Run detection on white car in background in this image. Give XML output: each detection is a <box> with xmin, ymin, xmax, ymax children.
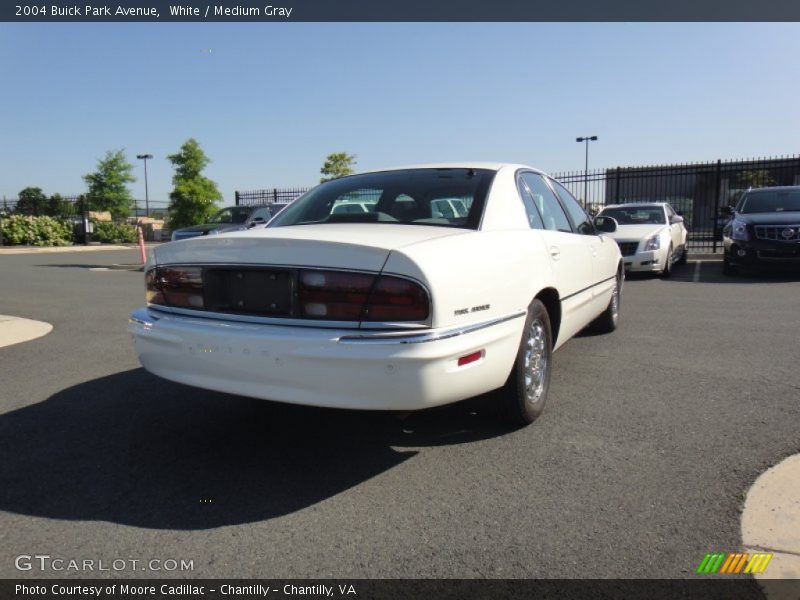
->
<box><xmin>129</xmin><ymin>164</ymin><xmax>623</xmax><ymax>427</ymax></box>
<box><xmin>596</xmin><ymin>203</ymin><xmax>688</xmax><ymax>276</ymax></box>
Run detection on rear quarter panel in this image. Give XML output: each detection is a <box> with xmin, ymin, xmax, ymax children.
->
<box><xmin>383</xmin><ymin>229</ymin><xmax>554</xmax><ymax>330</ymax></box>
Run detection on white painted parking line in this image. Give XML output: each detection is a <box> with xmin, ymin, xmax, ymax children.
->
<box><xmin>693</xmin><ymin>260</ymin><xmax>703</xmax><ymax>282</ymax></box>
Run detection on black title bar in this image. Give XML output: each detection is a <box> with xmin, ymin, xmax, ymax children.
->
<box><xmin>4</xmin><ymin>0</ymin><xmax>800</xmax><ymax>22</ymax></box>
<box><xmin>6</xmin><ymin>579</ymin><xmax>800</xmax><ymax>600</ymax></box>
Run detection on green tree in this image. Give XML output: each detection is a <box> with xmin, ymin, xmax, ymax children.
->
<box><xmin>83</xmin><ymin>150</ymin><xmax>137</xmax><ymax>217</ymax></box>
<box><xmin>320</xmin><ymin>152</ymin><xmax>357</xmax><ymax>183</ymax></box>
<box><xmin>46</xmin><ymin>193</ymin><xmax>66</xmax><ymax>217</ymax></box>
<box><xmin>729</xmin><ymin>169</ymin><xmax>776</xmax><ymax>206</ymax></box>
<box><xmin>167</xmin><ymin>138</ymin><xmax>222</xmax><ymax>229</ymax></box>
<box><xmin>15</xmin><ymin>187</ymin><xmax>47</xmax><ymax>215</ymax></box>
<box><xmin>737</xmin><ymin>169</ymin><xmax>775</xmax><ymax>189</ymax></box>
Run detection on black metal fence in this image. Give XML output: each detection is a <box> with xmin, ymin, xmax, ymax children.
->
<box><xmin>1</xmin><ymin>196</ymin><xmax>170</xmax><ymax>219</ymax></box>
<box><xmin>235</xmin><ymin>155</ymin><xmax>800</xmax><ymax>253</ymax></box>
<box><xmin>554</xmin><ymin>155</ymin><xmax>800</xmax><ymax>252</ymax></box>
<box><xmin>235</xmin><ymin>188</ymin><xmax>309</xmax><ymax>207</ymax></box>
<box><xmin>10</xmin><ymin>155</ymin><xmax>795</xmax><ymax>251</ymax></box>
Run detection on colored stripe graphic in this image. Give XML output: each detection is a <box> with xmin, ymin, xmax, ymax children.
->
<box><xmin>696</xmin><ymin>554</ymin><xmax>712</xmax><ymax>573</ymax></box>
<box><xmin>745</xmin><ymin>553</ymin><xmax>774</xmax><ymax>574</ymax></box>
<box><xmin>719</xmin><ymin>553</ymin><xmax>736</xmax><ymax>573</ymax></box>
<box><xmin>696</xmin><ymin>554</ymin><xmax>711</xmax><ymax>573</ymax></box>
<box><xmin>710</xmin><ymin>553</ymin><xmax>726</xmax><ymax>573</ymax></box>
<box><xmin>723</xmin><ymin>553</ymin><xmax>743</xmax><ymax>574</ymax></box>
<box><xmin>699</xmin><ymin>552</ymin><xmax>773</xmax><ymax>575</ymax></box>
<box><xmin>733</xmin><ymin>553</ymin><xmax>749</xmax><ymax>573</ymax></box>
<box><xmin>696</xmin><ymin>553</ymin><xmax>726</xmax><ymax>574</ymax></box>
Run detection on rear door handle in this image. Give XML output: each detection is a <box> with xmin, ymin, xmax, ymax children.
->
<box><xmin>549</xmin><ymin>246</ymin><xmax>561</xmax><ymax>260</ymax></box>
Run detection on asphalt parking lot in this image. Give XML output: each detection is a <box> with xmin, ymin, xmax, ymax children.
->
<box><xmin>1</xmin><ymin>249</ymin><xmax>799</xmax><ymax>581</ymax></box>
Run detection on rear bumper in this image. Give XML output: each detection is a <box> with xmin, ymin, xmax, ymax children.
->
<box><xmin>128</xmin><ymin>307</ymin><xmax>524</xmax><ymax>410</ymax></box>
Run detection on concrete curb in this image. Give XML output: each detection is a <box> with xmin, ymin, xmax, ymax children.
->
<box><xmin>742</xmin><ymin>454</ymin><xmax>800</xmax><ymax>595</ymax></box>
<box><xmin>0</xmin><ymin>243</ymin><xmax>160</xmax><ymax>255</ymax></box>
<box><xmin>0</xmin><ymin>315</ymin><xmax>53</xmax><ymax>349</ymax></box>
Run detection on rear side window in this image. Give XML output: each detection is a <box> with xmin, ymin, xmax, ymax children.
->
<box><xmin>550</xmin><ymin>179</ymin><xmax>595</xmax><ymax>235</ymax></box>
<box><xmin>520</xmin><ymin>172</ymin><xmax>572</xmax><ymax>233</ymax></box>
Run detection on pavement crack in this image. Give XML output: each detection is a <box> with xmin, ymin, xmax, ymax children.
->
<box><xmin>744</xmin><ymin>544</ymin><xmax>800</xmax><ymax>558</ymax></box>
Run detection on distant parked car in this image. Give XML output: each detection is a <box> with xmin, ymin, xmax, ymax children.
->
<box><xmin>596</xmin><ymin>202</ymin><xmax>688</xmax><ymax>276</ymax></box>
<box><xmin>170</xmin><ymin>204</ymin><xmax>289</xmax><ymax>242</ymax></box>
<box><xmin>331</xmin><ymin>201</ymin><xmax>377</xmax><ymax>214</ymax></box>
<box><xmin>722</xmin><ymin>186</ymin><xmax>800</xmax><ymax>275</ymax></box>
<box><xmin>130</xmin><ymin>163</ymin><xmax>623</xmax><ymax>427</ymax></box>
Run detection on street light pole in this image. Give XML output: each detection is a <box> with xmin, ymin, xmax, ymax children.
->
<box><xmin>575</xmin><ymin>136</ymin><xmax>598</xmax><ymax>209</ymax></box>
<box><xmin>136</xmin><ymin>154</ymin><xmax>153</xmax><ymax>217</ymax></box>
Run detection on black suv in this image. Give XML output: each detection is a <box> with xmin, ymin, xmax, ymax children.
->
<box><xmin>721</xmin><ymin>186</ymin><xmax>800</xmax><ymax>275</ymax></box>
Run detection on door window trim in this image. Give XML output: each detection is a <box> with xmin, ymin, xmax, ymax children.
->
<box><xmin>515</xmin><ymin>169</ymin><xmax>576</xmax><ymax>234</ymax></box>
<box><xmin>545</xmin><ymin>176</ymin><xmax>597</xmax><ymax>236</ymax></box>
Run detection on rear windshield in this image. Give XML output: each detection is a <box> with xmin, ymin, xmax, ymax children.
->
<box><xmin>739</xmin><ymin>189</ymin><xmax>800</xmax><ymax>214</ymax></box>
<box><xmin>268</xmin><ymin>168</ymin><xmax>495</xmax><ymax>229</ymax></box>
<box><xmin>600</xmin><ymin>205</ymin><xmax>666</xmax><ymax>225</ymax></box>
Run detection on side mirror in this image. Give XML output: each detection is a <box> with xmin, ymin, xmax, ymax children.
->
<box><xmin>594</xmin><ymin>216</ymin><xmax>618</xmax><ymax>233</ymax></box>
<box><xmin>676</xmin><ymin>211</ymin><xmax>684</xmax><ymax>217</ymax></box>
<box><xmin>670</xmin><ymin>215</ymin><xmax>684</xmax><ymax>224</ymax></box>
<box><xmin>248</xmin><ymin>217</ymin><xmax>267</xmax><ymax>228</ymax></box>
<box><xmin>719</xmin><ymin>206</ymin><xmax>733</xmax><ymax>217</ymax></box>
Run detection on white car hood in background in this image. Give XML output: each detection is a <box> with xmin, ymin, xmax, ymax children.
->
<box><xmin>605</xmin><ymin>224</ymin><xmax>668</xmax><ymax>241</ymax></box>
<box><xmin>153</xmin><ymin>224</ymin><xmax>470</xmax><ymax>272</ymax></box>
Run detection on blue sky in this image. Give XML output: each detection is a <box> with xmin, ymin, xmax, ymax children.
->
<box><xmin>1</xmin><ymin>23</ymin><xmax>798</xmax><ymax>203</ymax></box>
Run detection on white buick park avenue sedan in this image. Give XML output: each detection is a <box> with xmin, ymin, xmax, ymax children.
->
<box><xmin>129</xmin><ymin>164</ymin><xmax>623</xmax><ymax>427</ymax></box>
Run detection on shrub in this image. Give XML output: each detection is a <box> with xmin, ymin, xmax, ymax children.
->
<box><xmin>91</xmin><ymin>220</ymin><xmax>137</xmax><ymax>244</ymax></box>
<box><xmin>0</xmin><ymin>215</ymin><xmax>73</xmax><ymax>246</ymax></box>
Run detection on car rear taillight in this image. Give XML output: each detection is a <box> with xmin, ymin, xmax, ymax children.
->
<box><xmin>146</xmin><ymin>266</ymin><xmax>204</xmax><ymax>309</ymax></box>
<box><xmin>363</xmin><ymin>275</ymin><xmax>429</xmax><ymax>322</ymax></box>
<box><xmin>298</xmin><ymin>271</ymin><xmax>374</xmax><ymax>320</ymax></box>
<box><xmin>297</xmin><ymin>269</ymin><xmax>429</xmax><ymax>322</ymax></box>
<box><xmin>146</xmin><ymin>266</ymin><xmax>429</xmax><ymax>323</ymax></box>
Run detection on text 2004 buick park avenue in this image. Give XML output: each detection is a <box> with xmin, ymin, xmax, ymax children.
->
<box><xmin>129</xmin><ymin>164</ymin><xmax>623</xmax><ymax>426</ymax></box>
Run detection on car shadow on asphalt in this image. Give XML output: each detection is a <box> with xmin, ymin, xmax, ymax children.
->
<box><xmin>0</xmin><ymin>369</ymin><xmax>507</xmax><ymax>530</ymax></box>
<box><xmin>35</xmin><ymin>263</ymin><xmax>142</xmax><ymax>271</ymax></box>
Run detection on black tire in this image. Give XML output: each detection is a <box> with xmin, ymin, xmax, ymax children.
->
<box><xmin>495</xmin><ymin>299</ymin><xmax>552</xmax><ymax>427</ymax></box>
<box><xmin>589</xmin><ymin>272</ymin><xmax>621</xmax><ymax>334</ymax></box>
<box><xmin>660</xmin><ymin>245</ymin><xmax>673</xmax><ymax>278</ymax></box>
<box><xmin>722</xmin><ymin>254</ymin><xmax>738</xmax><ymax>276</ymax></box>
<box><xmin>677</xmin><ymin>246</ymin><xmax>688</xmax><ymax>265</ymax></box>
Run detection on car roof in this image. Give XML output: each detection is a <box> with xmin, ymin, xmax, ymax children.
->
<box><xmin>358</xmin><ymin>162</ymin><xmax>548</xmax><ymax>176</ymax></box>
<box><xmin>745</xmin><ymin>185</ymin><xmax>800</xmax><ymax>194</ymax></box>
<box><xmin>601</xmin><ymin>202</ymin><xmax>670</xmax><ymax>210</ymax></box>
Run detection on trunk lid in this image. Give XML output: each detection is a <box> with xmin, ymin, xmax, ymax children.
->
<box><xmin>154</xmin><ymin>223</ymin><xmax>468</xmax><ymax>272</ymax></box>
